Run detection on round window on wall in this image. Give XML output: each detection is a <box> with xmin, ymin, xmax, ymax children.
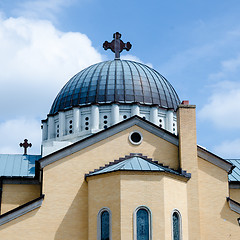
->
<box><xmin>129</xmin><ymin>131</ymin><xmax>143</xmax><ymax>145</ymax></box>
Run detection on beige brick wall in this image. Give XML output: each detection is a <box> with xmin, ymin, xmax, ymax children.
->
<box><xmin>88</xmin><ymin>173</ymin><xmax>121</xmax><ymax>240</ymax></box>
<box><xmin>0</xmin><ymin>126</ymin><xmax>178</xmax><ymax>239</ymax></box>
<box><xmin>198</xmin><ymin>157</ymin><xmax>240</xmax><ymax>240</ymax></box>
<box><xmin>1</xmin><ymin>184</ymin><xmax>40</xmax><ymax>214</ymax></box>
<box><xmin>88</xmin><ymin>171</ymin><xmax>189</xmax><ymax>240</ymax></box>
<box><xmin>230</xmin><ymin>188</ymin><xmax>240</xmax><ymax>203</ymax></box>
<box><xmin>177</xmin><ymin>104</ymin><xmax>201</xmax><ymax>239</ymax></box>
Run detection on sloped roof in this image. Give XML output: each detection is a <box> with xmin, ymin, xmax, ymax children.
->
<box><xmin>39</xmin><ymin>116</ymin><xmax>234</xmax><ymax>175</ymax></box>
<box><xmin>197</xmin><ymin>146</ymin><xmax>233</xmax><ymax>173</ymax></box>
<box><xmin>227</xmin><ymin>159</ymin><xmax>240</xmax><ymax>181</ymax></box>
<box><xmin>0</xmin><ymin>154</ymin><xmax>41</xmax><ymax>178</ymax></box>
<box><xmin>85</xmin><ymin>154</ymin><xmax>191</xmax><ymax>179</ymax></box>
<box><xmin>39</xmin><ymin>116</ymin><xmax>178</xmax><ymax>169</ymax></box>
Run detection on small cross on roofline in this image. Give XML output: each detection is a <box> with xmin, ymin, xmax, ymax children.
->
<box><xmin>19</xmin><ymin>139</ymin><xmax>32</xmax><ymax>155</ymax></box>
<box><xmin>103</xmin><ymin>32</ymin><xmax>132</xmax><ymax>59</ymax></box>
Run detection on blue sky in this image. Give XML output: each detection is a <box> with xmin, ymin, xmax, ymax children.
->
<box><xmin>0</xmin><ymin>0</ymin><xmax>240</xmax><ymax>158</ymax></box>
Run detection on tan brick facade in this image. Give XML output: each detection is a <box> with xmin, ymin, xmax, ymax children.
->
<box><xmin>0</xmin><ymin>109</ymin><xmax>239</xmax><ymax>239</ymax></box>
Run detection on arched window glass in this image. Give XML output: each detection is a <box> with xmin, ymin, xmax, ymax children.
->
<box><xmin>172</xmin><ymin>211</ymin><xmax>181</xmax><ymax>240</ymax></box>
<box><xmin>98</xmin><ymin>208</ymin><xmax>111</xmax><ymax>240</ymax></box>
<box><xmin>101</xmin><ymin>211</ymin><xmax>110</xmax><ymax>240</ymax></box>
<box><xmin>136</xmin><ymin>208</ymin><xmax>149</xmax><ymax>240</ymax></box>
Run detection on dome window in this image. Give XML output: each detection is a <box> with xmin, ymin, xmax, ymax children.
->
<box><xmin>129</xmin><ymin>131</ymin><xmax>143</xmax><ymax>145</ymax></box>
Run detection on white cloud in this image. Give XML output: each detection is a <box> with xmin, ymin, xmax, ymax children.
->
<box><xmin>198</xmin><ymin>81</ymin><xmax>240</xmax><ymax>128</ymax></box>
<box><xmin>0</xmin><ymin>118</ymin><xmax>41</xmax><ymax>154</ymax></box>
<box><xmin>213</xmin><ymin>138</ymin><xmax>240</xmax><ymax>158</ymax></box>
<box><xmin>13</xmin><ymin>0</ymin><xmax>75</xmax><ymax>21</ymax></box>
<box><xmin>209</xmin><ymin>54</ymin><xmax>240</xmax><ymax>81</ymax></box>
<box><xmin>121</xmin><ymin>54</ymin><xmax>153</xmax><ymax>68</ymax></box>
<box><xmin>0</xmin><ymin>15</ymin><xmax>102</xmax><ymax>153</ymax></box>
<box><xmin>0</xmin><ymin>15</ymin><xmax>102</xmax><ymax>119</ymax></box>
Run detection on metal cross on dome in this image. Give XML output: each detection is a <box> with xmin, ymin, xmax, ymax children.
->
<box><xmin>19</xmin><ymin>139</ymin><xmax>32</xmax><ymax>155</ymax></box>
<box><xmin>103</xmin><ymin>32</ymin><xmax>132</xmax><ymax>59</ymax></box>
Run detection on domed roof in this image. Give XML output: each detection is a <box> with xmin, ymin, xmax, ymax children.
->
<box><xmin>49</xmin><ymin>60</ymin><xmax>180</xmax><ymax>115</ymax></box>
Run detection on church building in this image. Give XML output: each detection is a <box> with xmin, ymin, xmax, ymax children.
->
<box><xmin>0</xmin><ymin>32</ymin><xmax>239</xmax><ymax>239</ymax></box>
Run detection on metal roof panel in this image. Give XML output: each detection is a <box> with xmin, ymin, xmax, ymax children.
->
<box><xmin>87</xmin><ymin>156</ymin><xmax>176</xmax><ymax>177</ymax></box>
<box><xmin>0</xmin><ymin>154</ymin><xmax>41</xmax><ymax>178</ymax></box>
<box><xmin>227</xmin><ymin>159</ymin><xmax>240</xmax><ymax>181</ymax></box>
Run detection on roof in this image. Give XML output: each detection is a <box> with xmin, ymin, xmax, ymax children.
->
<box><xmin>0</xmin><ymin>194</ymin><xmax>44</xmax><ymax>226</ymax></box>
<box><xmin>39</xmin><ymin>116</ymin><xmax>235</xmax><ymax>174</ymax></box>
<box><xmin>227</xmin><ymin>159</ymin><xmax>240</xmax><ymax>181</ymax></box>
<box><xmin>85</xmin><ymin>153</ymin><xmax>191</xmax><ymax>179</ymax></box>
<box><xmin>39</xmin><ymin>116</ymin><xmax>178</xmax><ymax>169</ymax></box>
<box><xmin>197</xmin><ymin>146</ymin><xmax>234</xmax><ymax>173</ymax></box>
<box><xmin>49</xmin><ymin>59</ymin><xmax>180</xmax><ymax>115</ymax></box>
<box><xmin>0</xmin><ymin>154</ymin><xmax>41</xmax><ymax>178</ymax></box>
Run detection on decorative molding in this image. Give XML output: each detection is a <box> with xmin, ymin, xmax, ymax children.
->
<box><xmin>229</xmin><ymin>182</ymin><xmax>240</xmax><ymax>189</ymax></box>
<box><xmin>2</xmin><ymin>178</ymin><xmax>40</xmax><ymax>185</ymax></box>
<box><xmin>227</xmin><ymin>197</ymin><xmax>240</xmax><ymax>214</ymax></box>
<box><xmin>197</xmin><ymin>146</ymin><xmax>234</xmax><ymax>173</ymax></box>
<box><xmin>128</xmin><ymin>131</ymin><xmax>143</xmax><ymax>145</ymax></box>
<box><xmin>0</xmin><ymin>195</ymin><xmax>44</xmax><ymax>226</ymax></box>
<box><xmin>39</xmin><ymin>116</ymin><xmax>179</xmax><ymax>169</ymax></box>
<box><xmin>97</xmin><ymin>207</ymin><xmax>112</xmax><ymax>240</ymax></box>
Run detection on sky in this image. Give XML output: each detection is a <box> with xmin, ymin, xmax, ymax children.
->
<box><xmin>0</xmin><ymin>0</ymin><xmax>240</xmax><ymax>158</ymax></box>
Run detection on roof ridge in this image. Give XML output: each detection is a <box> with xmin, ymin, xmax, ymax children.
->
<box><xmin>85</xmin><ymin>153</ymin><xmax>191</xmax><ymax>179</ymax></box>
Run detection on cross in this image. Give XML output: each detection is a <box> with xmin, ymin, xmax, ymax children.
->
<box><xmin>103</xmin><ymin>32</ymin><xmax>132</xmax><ymax>59</ymax></box>
<box><xmin>19</xmin><ymin>139</ymin><xmax>32</xmax><ymax>155</ymax></box>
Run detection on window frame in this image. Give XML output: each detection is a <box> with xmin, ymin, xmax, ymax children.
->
<box><xmin>171</xmin><ymin>209</ymin><xmax>182</xmax><ymax>240</ymax></box>
<box><xmin>133</xmin><ymin>206</ymin><xmax>152</xmax><ymax>240</ymax></box>
<box><xmin>97</xmin><ymin>207</ymin><xmax>112</xmax><ymax>240</ymax></box>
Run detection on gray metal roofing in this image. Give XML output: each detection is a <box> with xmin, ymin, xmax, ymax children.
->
<box><xmin>227</xmin><ymin>159</ymin><xmax>240</xmax><ymax>181</ymax></box>
<box><xmin>0</xmin><ymin>154</ymin><xmax>41</xmax><ymax>178</ymax></box>
<box><xmin>50</xmin><ymin>60</ymin><xmax>181</xmax><ymax>115</ymax></box>
<box><xmin>86</xmin><ymin>156</ymin><xmax>184</xmax><ymax>177</ymax></box>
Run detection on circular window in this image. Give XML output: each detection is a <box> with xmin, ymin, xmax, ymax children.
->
<box><xmin>129</xmin><ymin>131</ymin><xmax>143</xmax><ymax>145</ymax></box>
<box><xmin>104</xmin><ymin>115</ymin><xmax>108</xmax><ymax>119</ymax></box>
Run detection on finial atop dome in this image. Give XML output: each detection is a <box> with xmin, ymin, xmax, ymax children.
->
<box><xmin>103</xmin><ymin>32</ymin><xmax>132</xmax><ymax>59</ymax></box>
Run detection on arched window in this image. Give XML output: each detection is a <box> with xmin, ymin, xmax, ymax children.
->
<box><xmin>97</xmin><ymin>208</ymin><xmax>112</xmax><ymax>240</ymax></box>
<box><xmin>172</xmin><ymin>210</ymin><xmax>182</xmax><ymax>240</ymax></box>
<box><xmin>134</xmin><ymin>206</ymin><xmax>152</xmax><ymax>240</ymax></box>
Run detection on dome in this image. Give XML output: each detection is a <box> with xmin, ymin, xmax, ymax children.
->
<box><xmin>49</xmin><ymin>59</ymin><xmax>180</xmax><ymax>115</ymax></box>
